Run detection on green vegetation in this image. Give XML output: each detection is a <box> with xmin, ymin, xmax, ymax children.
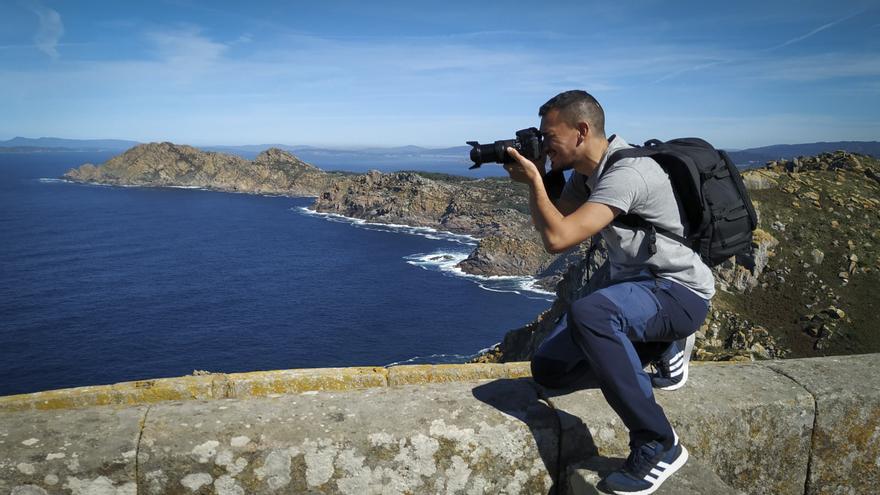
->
<box><xmin>714</xmin><ymin>154</ymin><xmax>880</xmax><ymax>358</ymax></box>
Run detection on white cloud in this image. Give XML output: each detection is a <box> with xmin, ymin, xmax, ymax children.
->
<box><xmin>24</xmin><ymin>0</ymin><xmax>63</xmax><ymax>59</ymax></box>
<box><xmin>144</xmin><ymin>25</ymin><xmax>227</xmax><ymax>75</ymax></box>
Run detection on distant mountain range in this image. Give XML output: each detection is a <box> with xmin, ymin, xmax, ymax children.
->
<box><xmin>0</xmin><ymin>137</ymin><xmax>140</xmax><ymax>152</ymax></box>
<box><xmin>725</xmin><ymin>142</ymin><xmax>880</xmax><ymax>167</ymax></box>
<box><xmin>2</xmin><ymin>136</ymin><xmax>877</xmax><ymax>169</ymax></box>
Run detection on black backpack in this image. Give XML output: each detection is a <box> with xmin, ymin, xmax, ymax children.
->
<box><xmin>605</xmin><ymin>138</ymin><xmax>758</xmax><ymax>267</ymax></box>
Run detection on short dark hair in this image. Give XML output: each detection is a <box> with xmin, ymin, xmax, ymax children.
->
<box><xmin>539</xmin><ymin>90</ymin><xmax>606</xmax><ymax>138</ymax></box>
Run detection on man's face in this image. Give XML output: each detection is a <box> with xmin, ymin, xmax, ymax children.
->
<box><xmin>539</xmin><ymin>109</ymin><xmax>581</xmax><ymax>171</ymax></box>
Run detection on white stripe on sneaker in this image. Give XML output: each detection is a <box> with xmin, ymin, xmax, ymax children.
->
<box><xmin>669</xmin><ymin>359</ymin><xmax>684</xmax><ymax>372</ymax></box>
<box><xmin>613</xmin><ymin>447</ymin><xmax>689</xmax><ymax>495</ymax></box>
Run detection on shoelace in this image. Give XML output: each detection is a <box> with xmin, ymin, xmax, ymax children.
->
<box><xmin>623</xmin><ymin>442</ymin><xmax>661</xmax><ymax>478</ymax></box>
<box><xmin>654</xmin><ymin>359</ymin><xmax>671</xmax><ymax>376</ymax></box>
<box><xmin>652</xmin><ymin>344</ymin><xmax>680</xmax><ymax>377</ymax></box>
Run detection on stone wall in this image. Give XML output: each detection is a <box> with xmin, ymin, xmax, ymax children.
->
<box><xmin>1</xmin><ymin>355</ymin><xmax>877</xmax><ymax>494</ymax></box>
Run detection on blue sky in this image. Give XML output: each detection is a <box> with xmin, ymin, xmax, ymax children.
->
<box><xmin>1</xmin><ymin>0</ymin><xmax>878</xmax><ymax>148</ymax></box>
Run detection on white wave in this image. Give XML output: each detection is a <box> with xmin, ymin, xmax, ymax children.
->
<box><xmin>383</xmin><ymin>352</ymin><xmax>479</xmax><ymax>367</ymax></box>
<box><xmin>404</xmin><ymin>250</ymin><xmax>556</xmax><ymax>301</ymax></box>
<box><xmin>478</xmin><ymin>342</ymin><xmax>501</xmax><ymax>355</ymax></box>
<box><xmin>295</xmin><ymin>207</ymin><xmax>478</xmax><ymax>246</ymax></box>
<box><xmin>384</xmin><ymin>341</ymin><xmax>504</xmax><ymax>366</ymax></box>
<box><xmin>37</xmin><ymin>178</ymin><xmax>69</xmax><ymax>183</ymax></box>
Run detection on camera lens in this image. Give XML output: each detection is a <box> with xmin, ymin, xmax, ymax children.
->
<box><xmin>469</xmin><ymin>143</ymin><xmax>493</xmax><ymax>164</ymax></box>
<box><xmin>467</xmin><ymin>139</ymin><xmax>516</xmax><ymax>167</ymax></box>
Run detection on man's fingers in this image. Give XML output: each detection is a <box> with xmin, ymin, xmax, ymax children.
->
<box><xmin>506</xmin><ymin>147</ymin><xmax>536</xmax><ymax>169</ymax></box>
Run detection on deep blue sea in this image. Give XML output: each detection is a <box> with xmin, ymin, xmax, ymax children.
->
<box><xmin>0</xmin><ymin>152</ymin><xmax>552</xmax><ymax>396</ymax></box>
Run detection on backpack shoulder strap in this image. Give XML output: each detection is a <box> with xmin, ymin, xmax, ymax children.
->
<box><xmin>603</xmin><ymin>145</ymin><xmax>695</xmax><ymax>251</ymax></box>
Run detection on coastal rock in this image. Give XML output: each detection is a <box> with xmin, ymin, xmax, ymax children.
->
<box><xmin>713</xmin><ymin>228</ymin><xmax>778</xmax><ymax>293</ymax></box>
<box><xmin>741</xmin><ymin>169</ymin><xmax>778</xmax><ymax>190</ymax></box>
<box><xmin>313</xmin><ymin>171</ymin><xmax>455</xmax><ymax>228</ymax></box>
<box><xmin>456</xmin><ymin>234</ymin><xmax>553</xmax><ymax>278</ymax></box>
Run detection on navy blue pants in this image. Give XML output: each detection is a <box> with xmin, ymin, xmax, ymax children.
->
<box><xmin>531</xmin><ymin>276</ymin><xmax>710</xmax><ymax>448</ymax></box>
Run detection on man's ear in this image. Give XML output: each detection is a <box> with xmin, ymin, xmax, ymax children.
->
<box><xmin>576</xmin><ymin>121</ymin><xmax>590</xmax><ymax>143</ymax></box>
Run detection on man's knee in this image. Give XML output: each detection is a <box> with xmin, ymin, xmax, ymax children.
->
<box><xmin>530</xmin><ymin>356</ymin><xmax>563</xmax><ymax>388</ymax></box>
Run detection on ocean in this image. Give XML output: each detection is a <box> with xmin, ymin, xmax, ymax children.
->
<box><xmin>0</xmin><ymin>152</ymin><xmax>552</xmax><ymax>396</ymax></box>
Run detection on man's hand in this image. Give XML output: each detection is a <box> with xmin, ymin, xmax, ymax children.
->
<box><xmin>503</xmin><ymin>147</ymin><xmax>544</xmax><ymax>185</ymax></box>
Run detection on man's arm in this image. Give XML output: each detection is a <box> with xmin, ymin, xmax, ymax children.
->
<box><xmin>505</xmin><ymin>148</ymin><xmax>620</xmax><ymax>254</ymax></box>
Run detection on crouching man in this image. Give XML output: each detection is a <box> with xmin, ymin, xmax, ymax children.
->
<box><xmin>503</xmin><ymin>90</ymin><xmax>714</xmax><ymax>494</ymax></box>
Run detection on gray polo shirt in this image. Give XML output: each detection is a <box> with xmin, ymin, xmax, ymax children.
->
<box><xmin>561</xmin><ymin>135</ymin><xmax>715</xmax><ymax>299</ymax></box>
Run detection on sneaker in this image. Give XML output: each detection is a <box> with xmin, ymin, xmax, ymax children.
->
<box><xmin>651</xmin><ymin>334</ymin><xmax>695</xmax><ymax>391</ymax></box>
<box><xmin>601</xmin><ymin>440</ymin><xmax>689</xmax><ymax>495</ymax></box>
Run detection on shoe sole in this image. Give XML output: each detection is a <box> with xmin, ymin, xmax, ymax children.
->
<box><xmin>611</xmin><ymin>445</ymin><xmax>689</xmax><ymax>495</ymax></box>
<box><xmin>658</xmin><ymin>334</ymin><xmax>695</xmax><ymax>391</ymax></box>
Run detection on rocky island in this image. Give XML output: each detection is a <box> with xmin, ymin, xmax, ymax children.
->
<box><xmin>64</xmin><ymin>142</ymin><xmax>338</xmax><ymax>196</ymax></box>
<box><xmin>63</xmin><ymin>144</ymin><xmax>880</xmax><ymax>362</ymax></box>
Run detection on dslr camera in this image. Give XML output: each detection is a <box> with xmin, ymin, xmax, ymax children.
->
<box><xmin>467</xmin><ymin>127</ymin><xmax>542</xmax><ymax>169</ymax></box>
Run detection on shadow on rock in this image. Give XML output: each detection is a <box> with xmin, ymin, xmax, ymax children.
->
<box><xmin>472</xmin><ymin>378</ymin><xmax>604</xmax><ymax>495</ymax></box>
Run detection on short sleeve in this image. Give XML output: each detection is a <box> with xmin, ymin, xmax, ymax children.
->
<box><xmin>587</xmin><ymin>164</ymin><xmax>647</xmax><ymax>214</ymax></box>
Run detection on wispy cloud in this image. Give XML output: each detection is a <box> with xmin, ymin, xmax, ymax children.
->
<box><xmin>652</xmin><ymin>59</ymin><xmax>729</xmax><ymax>84</ymax></box>
<box><xmin>653</xmin><ymin>10</ymin><xmax>863</xmax><ymax>83</ymax></box>
<box><xmin>23</xmin><ymin>0</ymin><xmax>63</xmax><ymax>59</ymax></box>
<box><xmin>145</xmin><ymin>25</ymin><xmax>226</xmax><ymax>68</ymax></box>
<box><xmin>764</xmin><ymin>10</ymin><xmax>863</xmax><ymax>51</ymax></box>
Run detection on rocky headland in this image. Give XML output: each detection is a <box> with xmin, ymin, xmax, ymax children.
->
<box><xmin>64</xmin><ymin>145</ymin><xmax>880</xmax><ymax>361</ymax></box>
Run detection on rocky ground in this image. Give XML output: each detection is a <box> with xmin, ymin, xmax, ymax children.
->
<box><xmin>64</xmin><ymin>145</ymin><xmax>880</xmax><ymax>361</ymax></box>
<box><xmin>710</xmin><ymin>152</ymin><xmax>880</xmax><ymax>359</ymax></box>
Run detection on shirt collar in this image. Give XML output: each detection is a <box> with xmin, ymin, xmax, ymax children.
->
<box><xmin>586</xmin><ymin>134</ymin><xmax>631</xmax><ymax>191</ymax></box>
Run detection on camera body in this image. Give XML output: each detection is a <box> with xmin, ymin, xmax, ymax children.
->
<box><xmin>467</xmin><ymin>127</ymin><xmax>543</xmax><ymax>169</ymax></box>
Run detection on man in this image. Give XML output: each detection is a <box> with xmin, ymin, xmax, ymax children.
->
<box><xmin>503</xmin><ymin>90</ymin><xmax>714</xmax><ymax>494</ymax></box>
